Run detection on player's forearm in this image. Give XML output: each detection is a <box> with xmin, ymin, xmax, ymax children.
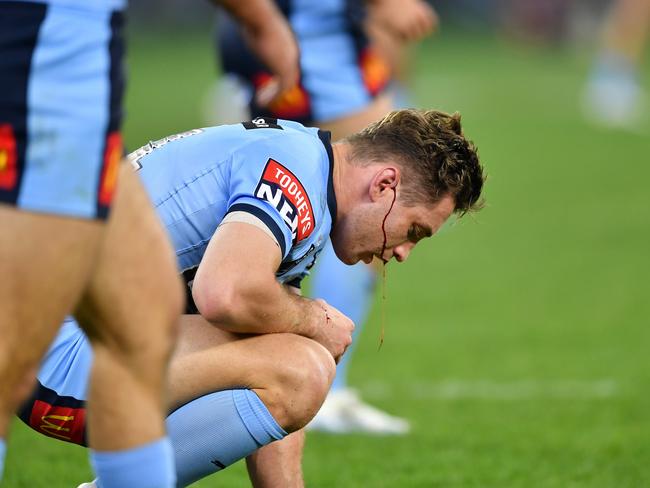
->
<box><xmin>213</xmin><ymin>0</ymin><xmax>283</xmax><ymax>33</ymax></box>
<box><xmin>195</xmin><ymin>277</ymin><xmax>323</xmax><ymax>339</ymax></box>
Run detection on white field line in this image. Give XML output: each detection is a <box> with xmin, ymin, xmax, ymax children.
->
<box><xmin>360</xmin><ymin>379</ymin><xmax>619</xmax><ymax>400</ymax></box>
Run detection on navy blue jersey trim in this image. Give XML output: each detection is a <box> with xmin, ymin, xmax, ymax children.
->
<box><xmin>181</xmin><ymin>265</ymin><xmax>200</xmax><ymax>314</ymax></box>
<box><xmin>227</xmin><ymin>202</ymin><xmax>287</xmax><ymax>258</ymax></box>
<box><xmin>19</xmin><ymin>380</ymin><xmax>86</xmax><ymax>411</ymax></box>
<box><xmin>0</xmin><ymin>1</ymin><xmax>47</xmax><ymax>205</ymax></box>
<box><xmin>95</xmin><ymin>10</ymin><xmax>125</xmax><ymax>220</ymax></box>
<box><xmin>318</xmin><ymin>130</ymin><xmax>337</xmax><ymax>228</ymax></box>
<box><xmin>285</xmin><ymin>277</ymin><xmax>302</xmax><ymax>289</ymax></box>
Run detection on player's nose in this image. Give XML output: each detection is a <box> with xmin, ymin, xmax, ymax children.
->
<box><xmin>393</xmin><ymin>242</ymin><xmax>414</xmax><ymax>263</ymax></box>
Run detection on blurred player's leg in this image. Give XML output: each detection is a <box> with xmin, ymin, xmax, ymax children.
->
<box><xmin>583</xmin><ymin>0</ymin><xmax>650</xmax><ymax>128</ymax></box>
<box><xmin>75</xmin><ymin>164</ymin><xmax>183</xmax><ymax>488</ymax></box>
<box><xmin>0</xmin><ymin>208</ymin><xmax>104</xmax><ymax>476</ymax></box>
<box><xmin>1</xmin><ymin>3</ymin><xmax>183</xmax><ymax>484</ymax></box>
<box><xmin>0</xmin><ymin>1</ymin><xmax>115</xmax><ymax>479</ymax></box>
<box><xmin>308</xmin><ymin>241</ymin><xmax>410</xmax><ymax>435</ymax></box>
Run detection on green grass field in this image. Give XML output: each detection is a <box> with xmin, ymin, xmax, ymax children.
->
<box><xmin>4</xmin><ymin>28</ymin><xmax>650</xmax><ymax>487</ymax></box>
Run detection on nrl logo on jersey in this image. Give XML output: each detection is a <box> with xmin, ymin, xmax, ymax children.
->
<box><xmin>255</xmin><ymin>158</ymin><xmax>314</xmax><ymax>243</ymax></box>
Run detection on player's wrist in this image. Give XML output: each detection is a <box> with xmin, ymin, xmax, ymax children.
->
<box><xmin>293</xmin><ymin>298</ymin><xmax>326</xmax><ymax>340</ymax></box>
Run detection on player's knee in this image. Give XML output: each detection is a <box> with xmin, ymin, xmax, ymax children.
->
<box><xmin>270</xmin><ymin>336</ymin><xmax>335</xmax><ymax>432</ymax></box>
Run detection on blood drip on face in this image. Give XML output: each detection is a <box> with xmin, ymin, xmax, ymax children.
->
<box><xmin>378</xmin><ymin>187</ymin><xmax>397</xmax><ymax>350</ymax></box>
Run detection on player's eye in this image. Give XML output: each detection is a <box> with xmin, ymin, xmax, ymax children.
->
<box><xmin>408</xmin><ymin>225</ymin><xmax>418</xmax><ymax>242</ymax></box>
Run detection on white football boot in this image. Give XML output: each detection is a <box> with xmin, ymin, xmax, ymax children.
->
<box><xmin>307</xmin><ymin>388</ymin><xmax>410</xmax><ymax>435</ymax></box>
<box><xmin>76</xmin><ymin>482</ymin><xmax>97</xmax><ymax>488</ymax></box>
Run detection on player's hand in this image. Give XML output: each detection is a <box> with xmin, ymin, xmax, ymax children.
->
<box><xmin>368</xmin><ymin>0</ymin><xmax>438</xmax><ymax>42</ymax></box>
<box><xmin>312</xmin><ymin>299</ymin><xmax>355</xmax><ymax>363</ymax></box>
<box><xmin>241</xmin><ymin>12</ymin><xmax>300</xmax><ymax>107</ymax></box>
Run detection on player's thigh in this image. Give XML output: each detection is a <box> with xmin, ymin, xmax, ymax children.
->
<box><xmin>0</xmin><ymin>206</ymin><xmax>102</xmax><ymax>386</ymax></box>
<box><xmin>168</xmin><ymin>315</ymin><xmax>334</xmax><ymax>413</ymax></box>
<box><xmin>75</xmin><ymin>163</ymin><xmax>183</xmax><ymax>356</ymax></box>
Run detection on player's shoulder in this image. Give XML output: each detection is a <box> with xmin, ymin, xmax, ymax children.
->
<box><xmin>238</xmin><ymin>117</ymin><xmax>323</xmax><ymax>147</ymax></box>
<box><xmin>230</xmin><ymin>117</ymin><xmax>329</xmax><ymax>176</ymax></box>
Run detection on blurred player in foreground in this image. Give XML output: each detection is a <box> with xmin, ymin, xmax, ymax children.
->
<box><xmin>583</xmin><ymin>0</ymin><xmax>650</xmax><ymax>128</ymax></box>
<box><xmin>0</xmin><ymin>0</ymin><xmax>299</xmax><ymax>485</ymax></box>
<box><xmin>211</xmin><ymin>0</ymin><xmax>438</xmax><ymax>435</ymax></box>
<box><xmin>20</xmin><ymin>109</ymin><xmax>485</xmax><ymax>487</ymax></box>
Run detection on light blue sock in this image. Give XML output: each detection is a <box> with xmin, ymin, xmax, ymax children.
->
<box><xmin>167</xmin><ymin>389</ymin><xmax>287</xmax><ymax>487</ymax></box>
<box><xmin>91</xmin><ymin>437</ymin><xmax>175</xmax><ymax>488</ymax></box>
<box><xmin>310</xmin><ymin>240</ymin><xmax>376</xmax><ymax>392</ymax></box>
<box><xmin>0</xmin><ymin>437</ymin><xmax>6</xmax><ymax>480</ymax></box>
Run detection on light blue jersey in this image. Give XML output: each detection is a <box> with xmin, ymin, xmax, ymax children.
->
<box><xmin>0</xmin><ymin>0</ymin><xmax>126</xmax><ymax>12</ymax></box>
<box><xmin>131</xmin><ymin>117</ymin><xmax>337</xmax><ymax>292</ymax></box>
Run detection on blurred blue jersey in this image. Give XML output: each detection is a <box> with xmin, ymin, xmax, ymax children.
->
<box><xmin>217</xmin><ymin>0</ymin><xmax>389</xmax><ymax>124</ymax></box>
<box><xmin>130</xmin><ymin>117</ymin><xmax>337</xmax><ymax>292</ymax></box>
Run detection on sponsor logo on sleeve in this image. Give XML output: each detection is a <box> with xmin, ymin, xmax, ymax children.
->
<box><xmin>255</xmin><ymin>158</ymin><xmax>315</xmax><ymax>243</ymax></box>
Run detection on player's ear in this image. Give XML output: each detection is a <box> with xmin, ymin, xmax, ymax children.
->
<box><xmin>369</xmin><ymin>167</ymin><xmax>399</xmax><ymax>202</ymax></box>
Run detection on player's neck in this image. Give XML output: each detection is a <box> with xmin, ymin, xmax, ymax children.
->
<box><xmin>331</xmin><ymin>142</ymin><xmax>367</xmax><ymax>224</ymax></box>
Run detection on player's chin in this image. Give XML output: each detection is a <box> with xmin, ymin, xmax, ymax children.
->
<box><xmin>360</xmin><ymin>253</ymin><xmax>374</xmax><ymax>265</ymax></box>
<box><xmin>339</xmin><ymin>252</ymin><xmax>364</xmax><ymax>265</ymax></box>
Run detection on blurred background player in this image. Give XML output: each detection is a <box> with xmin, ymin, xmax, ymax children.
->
<box><xmin>0</xmin><ymin>1</ymin><xmax>183</xmax><ymax>486</ymax></box>
<box><xmin>0</xmin><ymin>0</ymin><xmax>299</xmax><ymax>485</ymax></box>
<box><xmin>208</xmin><ymin>0</ymin><xmax>437</xmax><ymax>435</ymax></box>
<box><xmin>582</xmin><ymin>0</ymin><xmax>650</xmax><ymax>128</ymax></box>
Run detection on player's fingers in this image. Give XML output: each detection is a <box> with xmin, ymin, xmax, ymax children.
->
<box><xmin>422</xmin><ymin>7</ymin><xmax>438</xmax><ymax>35</ymax></box>
<box><xmin>411</xmin><ymin>9</ymin><xmax>434</xmax><ymax>40</ymax></box>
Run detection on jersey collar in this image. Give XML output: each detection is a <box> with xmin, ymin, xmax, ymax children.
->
<box><xmin>317</xmin><ymin>129</ymin><xmax>337</xmax><ymax>228</ymax></box>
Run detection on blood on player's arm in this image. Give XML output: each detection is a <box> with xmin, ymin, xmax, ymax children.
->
<box><xmin>191</xmin><ymin>221</ymin><xmax>354</xmax><ymax>362</ymax></box>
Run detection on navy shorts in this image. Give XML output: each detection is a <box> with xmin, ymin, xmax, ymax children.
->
<box><xmin>0</xmin><ymin>1</ymin><xmax>125</xmax><ymax>220</ymax></box>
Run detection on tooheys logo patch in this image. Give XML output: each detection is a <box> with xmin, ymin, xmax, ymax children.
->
<box><xmin>255</xmin><ymin>158</ymin><xmax>314</xmax><ymax>242</ymax></box>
